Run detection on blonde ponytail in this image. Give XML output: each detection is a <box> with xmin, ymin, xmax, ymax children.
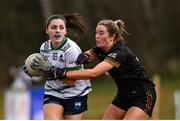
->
<box><xmin>114</xmin><ymin>20</ymin><xmax>129</xmax><ymax>43</ymax></box>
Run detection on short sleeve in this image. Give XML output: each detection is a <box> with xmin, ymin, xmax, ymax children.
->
<box><xmin>104</xmin><ymin>50</ymin><xmax>127</xmax><ymax>68</ymax></box>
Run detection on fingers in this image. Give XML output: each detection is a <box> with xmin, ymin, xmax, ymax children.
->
<box><xmin>56</xmin><ymin>68</ymin><xmax>66</xmax><ymax>80</ymax></box>
<box><xmin>23</xmin><ymin>66</ymin><xmax>28</xmax><ymax>73</ymax></box>
<box><xmin>76</xmin><ymin>54</ymin><xmax>84</xmax><ymax>64</ymax></box>
<box><xmin>31</xmin><ymin>58</ymin><xmax>39</xmax><ymax>70</ymax></box>
<box><xmin>31</xmin><ymin>64</ymin><xmax>39</xmax><ymax>70</ymax></box>
<box><xmin>22</xmin><ymin>65</ymin><xmax>32</xmax><ymax>77</ymax></box>
<box><xmin>31</xmin><ymin>56</ymin><xmax>42</xmax><ymax>70</ymax></box>
<box><xmin>42</xmin><ymin>70</ymin><xmax>56</xmax><ymax>80</ymax></box>
<box><xmin>22</xmin><ymin>65</ymin><xmax>26</xmax><ymax>71</ymax></box>
<box><xmin>22</xmin><ymin>65</ymin><xmax>28</xmax><ymax>74</ymax></box>
<box><xmin>26</xmin><ymin>71</ymin><xmax>32</xmax><ymax>77</ymax></box>
<box><xmin>35</xmin><ymin>55</ymin><xmax>42</xmax><ymax>62</ymax></box>
<box><xmin>42</xmin><ymin>54</ymin><xmax>48</xmax><ymax>61</ymax></box>
<box><xmin>32</xmin><ymin>58</ymin><xmax>39</xmax><ymax>65</ymax></box>
<box><xmin>76</xmin><ymin>53</ymin><xmax>89</xmax><ymax>65</ymax></box>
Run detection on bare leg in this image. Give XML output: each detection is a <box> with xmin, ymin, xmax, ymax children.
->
<box><xmin>43</xmin><ymin>103</ymin><xmax>64</xmax><ymax>120</ymax></box>
<box><xmin>64</xmin><ymin>113</ymin><xmax>84</xmax><ymax>120</ymax></box>
<box><xmin>103</xmin><ymin>104</ymin><xmax>126</xmax><ymax>119</ymax></box>
<box><xmin>123</xmin><ymin>106</ymin><xmax>149</xmax><ymax>120</ymax></box>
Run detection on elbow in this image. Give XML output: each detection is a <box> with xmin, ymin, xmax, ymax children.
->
<box><xmin>90</xmin><ymin>70</ymin><xmax>99</xmax><ymax>78</ymax></box>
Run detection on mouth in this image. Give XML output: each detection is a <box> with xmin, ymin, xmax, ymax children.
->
<box><xmin>54</xmin><ymin>33</ymin><xmax>61</xmax><ymax>40</ymax></box>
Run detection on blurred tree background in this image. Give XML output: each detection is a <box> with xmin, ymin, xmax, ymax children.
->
<box><xmin>0</xmin><ymin>0</ymin><xmax>180</xmax><ymax>119</ymax></box>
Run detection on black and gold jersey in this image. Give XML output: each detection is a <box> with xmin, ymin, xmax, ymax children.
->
<box><xmin>92</xmin><ymin>41</ymin><xmax>155</xmax><ymax>92</ymax></box>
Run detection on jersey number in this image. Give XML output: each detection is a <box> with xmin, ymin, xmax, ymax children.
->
<box><xmin>53</xmin><ymin>53</ymin><xmax>58</xmax><ymax>60</ymax></box>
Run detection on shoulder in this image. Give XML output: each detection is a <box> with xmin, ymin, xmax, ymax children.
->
<box><xmin>106</xmin><ymin>43</ymin><xmax>129</xmax><ymax>64</ymax></box>
<box><xmin>62</xmin><ymin>37</ymin><xmax>82</xmax><ymax>53</ymax></box>
<box><xmin>111</xmin><ymin>42</ymin><xmax>133</xmax><ymax>57</ymax></box>
<box><xmin>40</xmin><ymin>40</ymin><xmax>51</xmax><ymax>52</ymax></box>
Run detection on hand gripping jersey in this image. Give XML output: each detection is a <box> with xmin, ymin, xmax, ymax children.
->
<box><xmin>40</xmin><ymin>37</ymin><xmax>92</xmax><ymax>99</ymax></box>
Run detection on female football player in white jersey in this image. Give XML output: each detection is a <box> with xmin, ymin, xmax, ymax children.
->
<box><xmin>28</xmin><ymin>13</ymin><xmax>92</xmax><ymax>120</ymax></box>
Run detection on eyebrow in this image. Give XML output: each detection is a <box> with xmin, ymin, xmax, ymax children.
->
<box><xmin>50</xmin><ymin>24</ymin><xmax>65</xmax><ymax>26</ymax></box>
<box><xmin>99</xmin><ymin>30</ymin><xmax>105</xmax><ymax>32</ymax></box>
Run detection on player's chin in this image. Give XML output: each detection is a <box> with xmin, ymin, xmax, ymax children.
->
<box><xmin>52</xmin><ymin>38</ymin><xmax>63</xmax><ymax>43</ymax></box>
<box><xmin>96</xmin><ymin>43</ymin><xmax>104</xmax><ymax>48</ymax></box>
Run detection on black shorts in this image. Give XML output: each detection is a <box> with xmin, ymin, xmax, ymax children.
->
<box><xmin>112</xmin><ymin>87</ymin><xmax>156</xmax><ymax>117</ymax></box>
<box><xmin>43</xmin><ymin>94</ymin><xmax>88</xmax><ymax>115</ymax></box>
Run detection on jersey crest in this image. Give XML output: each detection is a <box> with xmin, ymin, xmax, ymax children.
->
<box><xmin>59</xmin><ymin>54</ymin><xmax>65</xmax><ymax>63</ymax></box>
<box><xmin>74</xmin><ymin>101</ymin><xmax>82</xmax><ymax>110</ymax></box>
<box><xmin>108</xmin><ymin>53</ymin><xmax>117</xmax><ymax>59</ymax></box>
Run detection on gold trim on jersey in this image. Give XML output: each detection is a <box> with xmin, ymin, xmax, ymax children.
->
<box><xmin>104</xmin><ymin>57</ymin><xmax>121</xmax><ymax>67</ymax></box>
<box><xmin>144</xmin><ymin>89</ymin><xmax>153</xmax><ymax>114</ymax></box>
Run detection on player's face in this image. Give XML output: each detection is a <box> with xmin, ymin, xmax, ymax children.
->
<box><xmin>46</xmin><ymin>19</ymin><xmax>67</xmax><ymax>44</ymax></box>
<box><xmin>95</xmin><ymin>25</ymin><xmax>114</xmax><ymax>52</ymax></box>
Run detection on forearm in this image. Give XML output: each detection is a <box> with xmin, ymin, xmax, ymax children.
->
<box><xmin>66</xmin><ymin>69</ymin><xmax>97</xmax><ymax>80</ymax></box>
<box><xmin>66</xmin><ymin>61</ymin><xmax>114</xmax><ymax>80</ymax></box>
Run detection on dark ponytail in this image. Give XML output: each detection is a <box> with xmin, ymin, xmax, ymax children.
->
<box><xmin>62</xmin><ymin>12</ymin><xmax>87</xmax><ymax>37</ymax></box>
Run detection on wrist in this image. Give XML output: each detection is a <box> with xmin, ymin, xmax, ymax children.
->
<box><xmin>55</xmin><ymin>68</ymin><xmax>66</xmax><ymax>80</ymax></box>
<box><xmin>59</xmin><ymin>72</ymin><xmax>66</xmax><ymax>79</ymax></box>
<box><xmin>84</xmin><ymin>53</ymin><xmax>89</xmax><ymax>59</ymax></box>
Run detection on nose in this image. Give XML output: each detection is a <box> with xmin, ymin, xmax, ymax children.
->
<box><xmin>95</xmin><ymin>34</ymin><xmax>100</xmax><ymax>40</ymax></box>
<box><xmin>56</xmin><ymin>27</ymin><xmax>61</xmax><ymax>32</ymax></box>
<box><xmin>95</xmin><ymin>33</ymin><xmax>99</xmax><ymax>38</ymax></box>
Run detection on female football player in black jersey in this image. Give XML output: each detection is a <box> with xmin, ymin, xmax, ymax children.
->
<box><xmin>45</xmin><ymin>19</ymin><xmax>157</xmax><ymax>119</ymax></box>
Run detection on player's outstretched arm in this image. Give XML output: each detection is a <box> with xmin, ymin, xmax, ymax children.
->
<box><xmin>57</xmin><ymin>61</ymin><xmax>114</xmax><ymax>80</ymax></box>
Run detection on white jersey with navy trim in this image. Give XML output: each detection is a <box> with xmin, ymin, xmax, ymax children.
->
<box><xmin>40</xmin><ymin>37</ymin><xmax>92</xmax><ymax>99</ymax></box>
